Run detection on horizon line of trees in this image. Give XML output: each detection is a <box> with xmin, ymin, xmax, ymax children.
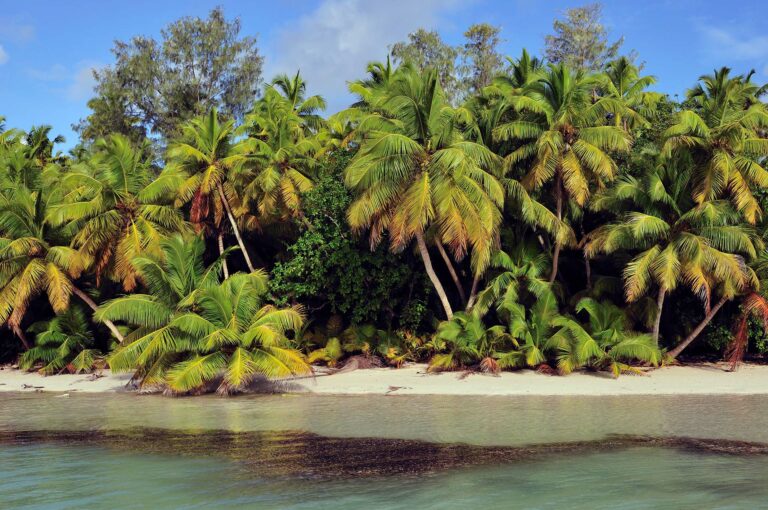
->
<box><xmin>1</xmin><ymin>4</ymin><xmax>768</xmax><ymax>394</ymax></box>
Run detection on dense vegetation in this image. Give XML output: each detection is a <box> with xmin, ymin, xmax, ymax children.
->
<box><xmin>2</xmin><ymin>5</ymin><xmax>767</xmax><ymax>394</ymax></box>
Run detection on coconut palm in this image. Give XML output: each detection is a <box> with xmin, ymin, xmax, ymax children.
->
<box><xmin>429</xmin><ymin>310</ymin><xmax>511</xmax><ymax>373</ymax></box>
<box><xmin>495</xmin><ymin>63</ymin><xmax>636</xmax><ymax>282</ymax></box>
<box><xmin>586</xmin><ymin>164</ymin><xmax>760</xmax><ymax>355</ymax></box>
<box><xmin>20</xmin><ymin>305</ymin><xmax>99</xmax><ymax>374</ymax></box>
<box><xmin>564</xmin><ymin>297</ymin><xmax>662</xmax><ymax>376</ymax></box>
<box><xmin>101</xmin><ymin>235</ymin><xmax>309</xmax><ymax>394</ymax></box>
<box><xmin>345</xmin><ymin>65</ymin><xmax>504</xmax><ymax>319</ymax></box>
<box><xmin>0</xmin><ymin>186</ymin><xmax>124</xmax><ymax>345</ymax></box>
<box><xmin>235</xmin><ymin>87</ymin><xmax>319</xmax><ymax>222</ymax></box>
<box><xmin>494</xmin><ymin>289</ymin><xmax>574</xmax><ymax>370</ymax></box>
<box><xmin>473</xmin><ymin>243</ymin><xmax>551</xmax><ymax>316</ymax></box>
<box><xmin>169</xmin><ymin>109</ymin><xmax>256</xmax><ymax>272</ymax></box>
<box><xmin>271</xmin><ymin>71</ymin><xmax>327</xmax><ymax>131</ymax></box>
<box><xmin>48</xmin><ymin>134</ymin><xmax>186</xmax><ymax>291</ymax></box>
<box><xmin>662</xmin><ymin>67</ymin><xmax>768</xmax><ymax>224</ymax></box>
<box><xmin>602</xmin><ymin>57</ymin><xmax>662</xmax><ymax>129</ymax></box>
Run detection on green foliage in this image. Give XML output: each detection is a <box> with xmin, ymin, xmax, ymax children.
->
<box><xmin>271</xmin><ymin>154</ymin><xmax>432</xmax><ymax>328</ymax></box>
<box><xmin>75</xmin><ymin>7</ymin><xmax>263</xmax><ymax>143</ymax></box>
<box><xmin>2</xmin><ymin>13</ymin><xmax>768</xmax><ymax>379</ymax></box>
<box><xmin>103</xmin><ymin>234</ymin><xmax>310</xmax><ymax>394</ymax></box>
<box><xmin>20</xmin><ymin>306</ymin><xmax>100</xmax><ymax>374</ymax></box>
<box><xmin>544</xmin><ymin>3</ymin><xmax>630</xmax><ymax>71</ymax></box>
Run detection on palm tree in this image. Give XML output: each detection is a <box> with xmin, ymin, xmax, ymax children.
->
<box><xmin>662</xmin><ymin>67</ymin><xmax>768</xmax><ymax>224</ymax></box>
<box><xmin>495</xmin><ymin>290</ymin><xmax>573</xmax><ymax>370</ymax></box>
<box><xmin>270</xmin><ymin>71</ymin><xmax>327</xmax><ymax>131</ymax></box>
<box><xmin>473</xmin><ymin>244</ymin><xmax>551</xmax><ymax>316</ymax></box>
<box><xmin>169</xmin><ymin>109</ymin><xmax>256</xmax><ymax>272</ymax></box>
<box><xmin>602</xmin><ymin>57</ymin><xmax>662</xmax><ymax>130</ymax></box>
<box><xmin>235</xmin><ymin>87</ymin><xmax>319</xmax><ymax>222</ymax></box>
<box><xmin>345</xmin><ymin>65</ymin><xmax>504</xmax><ymax>319</ymax></box>
<box><xmin>48</xmin><ymin>134</ymin><xmax>186</xmax><ymax>291</ymax></box>
<box><xmin>25</xmin><ymin>125</ymin><xmax>66</xmax><ymax>167</ymax></box>
<box><xmin>429</xmin><ymin>310</ymin><xmax>511</xmax><ymax>373</ymax></box>
<box><xmin>0</xmin><ymin>186</ymin><xmax>124</xmax><ymax>345</ymax></box>
<box><xmin>495</xmin><ymin>64</ymin><xmax>636</xmax><ymax>283</ymax></box>
<box><xmin>566</xmin><ymin>297</ymin><xmax>662</xmax><ymax>376</ymax></box>
<box><xmin>20</xmin><ymin>305</ymin><xmax>99</xmax><ymax>374</ymax></box>
<box><xmin>586</xmin><ymin>164</ymin><xmax>760</xmax><ymax>354</ymax></box>
<box><xmin>101</xmin><ymin>235</ymin><xmax>309</xmax><ymax>394</ymax></box>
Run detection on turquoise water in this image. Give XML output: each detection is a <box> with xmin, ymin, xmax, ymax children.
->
<box><xmin>2</xmin><ymin>392</ymin><xmax>768</xmax><ymax>508</ymax></box>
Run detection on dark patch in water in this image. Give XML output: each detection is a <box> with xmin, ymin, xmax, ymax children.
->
<box><xmin>1</xmin><ymin>428</ymin><xmax>766</xmax><ymax>479</ymax></box>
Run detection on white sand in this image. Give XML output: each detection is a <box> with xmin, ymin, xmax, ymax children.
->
<box><xmin>0</xmin><ymin>367</ymin><xmax>134</xmax><ymax>393</ymax></box>
<box><xmin>1</xmin><ymin>363</ymin><xmax>767</xmax><ymax>396</ymax></box>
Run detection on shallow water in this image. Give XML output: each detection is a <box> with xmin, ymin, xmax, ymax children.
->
<box><xmin>2</xmin><ymin>392</ymin><xmax>768</xmax><ymax>508</ymax></box>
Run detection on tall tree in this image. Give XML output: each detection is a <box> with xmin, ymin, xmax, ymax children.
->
<box><xmin>169</xmin><ymin>109</ymin><xmax>255</xmax><ymax>272</ymax></box>
<box><xmin>460</xmin><ymin>23</ymin><xmax>504</xmax><ymax>96</ymax></box>
<box><xmin>75</xmin><ymin>7</ymin><xmax>263</xmax><ymax>143</ymax></box>
<box><xmin>586</xmin><ymin>165</ymin><xmax>760</xmax><ymax>351</ymax></box>
<box><xmin>662</xmin><ymin>67</ymin><xmax>768</xmax><ymax>224</ymax></box>
<box><xmin>495</xmin><ymin>64</ymin><xmax>635</xmax><ymax>283</ymax></box>
<box><xmin>544</xmin><ymin>3</ymin><xmax>627</xmax><ymax>72</ymax></box>
<box><xmin>48</xmin><ymin>135</ymin><xmax>186</xmax><ymax>291</ymax></box>
<box><xmin>345</xmin><ymin>66</ymin><xmax>504</xmax><ymax>319</ymax></box>
<box><xmin>390</xmin><ymin>29</ymin><xmax>460</xmax><ymax>101</ymax></box>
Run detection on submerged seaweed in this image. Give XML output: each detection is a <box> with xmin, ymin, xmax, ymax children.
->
<box><xmin>1</xmin><ymin>428</ymin><xmax>767</xmax><ymax>480</ymax></box>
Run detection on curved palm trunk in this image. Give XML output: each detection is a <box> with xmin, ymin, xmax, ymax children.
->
<box><xmin>652</xmin><ymin>287</ymin><xmax>666</xmax><ymax>346</ymax></box>
<box><xmin>415</xmin><ymin>231</ymin><xmax>453</xmax><ymax>320</ymax></box>
<box><xmin>436</xmin><ymin>243</ymin><xmax>467</xmax><ymax>305</ymax></box>
<box><xmin>216</xmin><ymin>185</ymin><xmax>255</xmax><ymax>273</ymax></box>
<box><xmin>668</xmin><ymin>296</ymin><xmax>727</xmax><ymax>359</ymax></box>
<box><xmin>549</xmin><ymin>177</ymin><xmax>564</xmax><ymax>284</ymax></box>
<box><xmin>217</xmin><ymin>232</ymin><xmax>230</xmax><ymax>280</ymax></box>
<box><xmin>71</xmin><ymin>286</ymin><xmax>124</xmax><ymax>343</ymax></box>
<box><xmin>466</xmin><ymin>273</ymin><xmax>482</xmax><ymax>310</ymax></box>
<box><xmin>11</xmin><ymin>324</ymin><xmax>30</xmax><ymax>350</ymax></box>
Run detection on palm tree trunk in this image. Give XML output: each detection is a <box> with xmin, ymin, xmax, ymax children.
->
<box><xmin>466</xmin><ymin>273</ymin><xmax>482</xmax><ymax>310</ymax></box>
<box><xmin>549</xmin><ymin>177</ymin><xmax>563</xmax><ymax>284</ymax></box>
<box><xmin>216</xmin><ymin>185</ymin><xmax>255</xmax><ymax>273</ymax></box>
<box><xmin>217</xmin><ymin>232</ymin><xmax>230</xmax><ymax>280</ymax></box>
<box><xmin>668</xmin><ymin>296</ymin><xmax>727</xmax><ymax>359</ymax></box>
<box><xmin>652</xmin><ymin>287</ymin><xmax>666</xmax><ymax>346</ymax></box>
<box><xmin>436</xmin><ymin>243</ymin><xmax>467</xmax><ymax>305</ymax></box>
<box><xmin>11</xmin><ymin>324</ymin><xmax>30</xmax><ymax>350</ymax></box>
<box><xmin>71</xmin><ymin>286</ymin><xmax>124</xmax><ymax>343</ymax></box>
<box><xmin>415</xmin><ymin>231</ymin><xmax>453</xmax><ymax>320</ymax></box>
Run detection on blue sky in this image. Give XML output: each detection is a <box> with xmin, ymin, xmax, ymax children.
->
<box><xmin>1</xmin><ymin>0</ymin><xmax>767</xmax><ymax>149</ymax></box>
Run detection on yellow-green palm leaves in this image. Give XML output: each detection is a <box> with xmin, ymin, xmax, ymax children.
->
<box><xmin>0</xmin><ymin>185</ymin><xmax>124</xmax><ymax>344</ymax></box>
<box><xmin>0</xmin><ymin>188</ymin><xmax>82</xmax><ymax>339</ymax></box>
<box><xmin>587</xmin><ymin>165</ymin><xmax>760</xmax><ymax>347</ymax></box>
<box><xmin>663</xmin><ymin>67</ymin><xmax>768</xmax><ymax>223</ymax></box>
<box><xmin>602</xmin><ymin>57</ymin><xmax>661</xmax><ymax>129</ymax></box>
<box><xmin>345</xmin><ymin>66</ymin><xmax>504</xmax><ymax>318</ymax></box>
<box><xmin>236</xmin><ymin>86</ymin><xmax>319</xmax><ymax>222</ymax></box>
<box><xmin>49</xmin><ymin>134</ymin><xmax>185</xmax><ymax>291</ymax></box>
<box><xmin>102</xmin><ymin>235</ymin><xmax>308</xmax><ymax>394</ymax></box>
<box><xmin>496</xmin><ymin>64</ymin><xmax>635</xmax><ymax>281</ymax></box>
<box><xmin>168</xmin><ymin>108</ymin><xmax>256</xmax><ymax>271</ymax></box>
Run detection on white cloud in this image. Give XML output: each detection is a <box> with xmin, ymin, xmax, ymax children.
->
<box><xmin>0</xmin><ymin>18</ymin><xmax>35</xmax><ymax>43</ymax></box>
<box><xmin>264</xmin><ymin>0</ymin><xmax>464</xmax><ymax>111</ymax></box>
<box><xmin>698</xmin><ymin>25</ymin><xmax>768</xmax><ymax>64</ymax></box>
<box><xmin>0</xmin><ymin>45</ymin><xmax>7</xmax><ymax>65</ymax></box>
<box><xmin>26</xmin><ymin>64</ymin><xmax>69</xmax><ymax>81</ymax></box>
<box><xmin>66</xmin><ymin>64</ymin><xmax>101</xmax><ymax>101</ymax></box>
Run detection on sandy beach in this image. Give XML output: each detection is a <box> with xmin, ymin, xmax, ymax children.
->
<box><xmin>1</xmin><ymin>363</ymin><xmax>767</xmax><ymax>396</ymax></box>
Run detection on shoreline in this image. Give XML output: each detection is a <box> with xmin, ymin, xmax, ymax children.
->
<box><xmin>1</xmin><ymin>362</ymin><xmax>767</xmax><ymax>397</ymax></box>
